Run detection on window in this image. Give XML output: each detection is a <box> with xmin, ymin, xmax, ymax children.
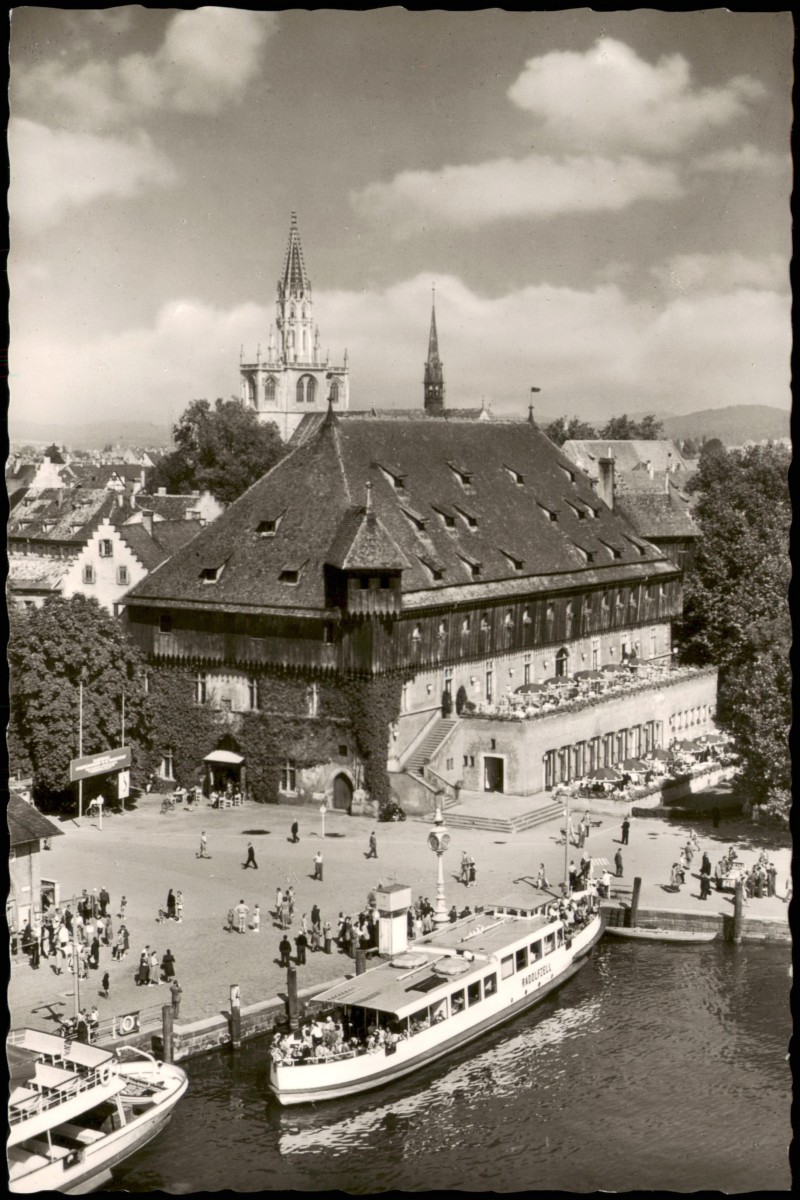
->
<box><xmin>446</xmin><ymin>757</ymin><xmax>454</xmax><ymax>771</ymax></box>
<box><xmin>504</xmin><ymin>465</ymin><xmax>525</xmax><ymax>485</ymax></box>
<box><xmin>438</xmin><ymin>620</ymin><xmax>447</xmax><ymax>638</ymax></box>
<box><xmin>455</xmin><ymin>506</ymin><xmax>478</xmax><ymax>529</ymax></box>
<box><xmin>544</xmin><ymin>932</ymin><xmax>556</xmax><ymax>955</ymax></box>
<box><xmin>195</xmin><ymin>672</ymin><xmax>207</xmax><ymax>705</ymax></box>
<box><xmin>515</xmin><ymin>946</ymin><xmax>528</xmax><ymax>972</ymax></box>
<box><xmin>444</xmin><ymin>669</ymin><xmax>453</xmax><ymax>694</ymax></box>
<box><xmin>257</xmin><ymin>514</ymin><xmax>283</xmax><ymax>536</ymax></box>
<box><xmin>249</xmin><ymin>677</ymin><xmax>259</xmax><ymax>711</ymax></box>
<box><xmin>463</xmin><ymin>755</ymin><xmax>470</xmax><ymax>767</ymax></box>
<box><xmin>480</xmin><ymin>613</ymin><xmax>490</xmax><ymax>631</ymax></box>
<box><xmin>200</xmin><ymin>565</ymin><xmax>223</xmax><ymax>583</ymax></box>
<box><xmin>466</xmin><ymin>980</ymin><xmax>481</xmax><ymax>1006</ymax></box>
<box><xmin>279</xmin><ymin>569</ymin><xmax>300</xmax><ymax>584</ymax></box>
<box><xmin>500</xmin><ymin>954</ymin><xmax>514</xmax><ymax>979</ymax></box>
<box><xmin>565</xmin><ymin>602</ymin><xmax>574</xmax><ymax>637</ymax></box>
<box><xmin>462</xmin><ymin>615</ymin><xmax>471</xmax><ymax>634</ymax></box>
<box><xmin>483</xmin><ymin>973</ymin><xmax>497</xmax><ymax>997</ymax></box>
<box><xmin>530</xmin><ymin>940</ymin><xmax>543</xmax><ymax>961</ymax></box>
<box><xmin>98</xmin><ymin>539</ymin><xmax>113</xmax><ymax>558</ymax></box>
<box><xmin>306</xmin><ymin>682</ymin><xmax>319</xmax><ymax>717</ymax></box>
<box><xmin>159</xmin><ymin>613</ymin><xmax>172</xmax><ymax>634</ymax></box>
<box><xmin>329</xmin><ymin>378</ymin><xmax>340</xmax><ymax>404</ymax></box>
<box><xmin>220</xmin><ymin>698</ymin><xmax>232</xmax><ymax>713</ymax></box>
<box><xmin>264</xmin><ymin>376</ymin><xmax>277</xmax><ymax>401</ymax></box>
<box><xmin>523</xmin><ymin>608</ymin><xmax>532</xmax><ymax>625</ymax></box>
<box><xmin>523</xmin><ymin>661</ymin><xmax>531</xmax><ymax>685</ymax></box>
<box><xmin>296</xmin><ymin>375</ymin><xmax>317</xmax><ymax>404</ymax></box>
<box><xmin>555</xmin><ymin>647</ymin><xmax>569</xmax><ymax>677</ymax></box>
<box><xmin>82</xmin><ymin>564</ymin><xmax>95</xmax><ymax>584</ymax></box>
<box><xmin>486</xmin><ymin>670</ymin><xmax>493</xmax><ymax>701</ymax></box>
<box><xmin>160</xmin><ymin>750</ymin><xmax>175</xmax><ymax>781</ymax></box>
<box><xmin>412</xmin><ymin>624</ymin><xmax>422</xmax><ymax>643</ymax></box>
<box><xmin>280</xmin><ymin>760</ymin><xmax>297</xmax><ymax>793</ymax></box>
<box><xmin>323</xmin><ymin>622</ymin><xmax>334</xmax><ymax>644</ymax></box>
<box><xmin>451</xmin><ymin>989</ymin><xmax>465</xmax><ymax>1014</ymax></box>
<box><xmin>117</xmin><ymin>566</ymin><xmax>129</xmax><ymax>586</ymax></box>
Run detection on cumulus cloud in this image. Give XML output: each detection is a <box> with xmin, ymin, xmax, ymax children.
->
<box><xmin>351</xmin><ymin>153</ymin><xmax>682</xmax><ymax>232</ymax></box>
<box><xmin>10</xmin><ymin>272</ymin><xmax>790</xmax><ymax>428</ymax></box>
<box><xmin>650</xmin><ymin>252</ymin><xmax>789</xmax><ymax>296</ymax></box>
<box><xmin>693</xmin><ymin>143</ymin><xmax>791</xmax><ymax>175</ymax></box>
<box><xmin>8</xmin><ymin>118</ymin><xmax>177</xmax><ymax>234</ymax></box>
<box><xmin>507</xmin><ymin>37</ymin><xmax>764</xmax><ymax>155</ymax></box>
<box><xmin>14</xmin><ymin>9</ymin><xmax>278</xmax><ymax>127</ymax></box>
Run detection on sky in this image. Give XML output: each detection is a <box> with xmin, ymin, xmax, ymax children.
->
<box><xmin>8</xmin><ymin>8</ymin><xmax>794</xmax><ymax>431</ymax></box>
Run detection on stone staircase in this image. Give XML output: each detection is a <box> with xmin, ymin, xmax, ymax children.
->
<box><xmin>402</xmin><ymin>717</ymin><xmax>460</xmax><ymax>775</ymax></box>
<box><xmin>444</xmin><ymin>799</ymin><xmax>563</xmax><ymax>835</ymax></box>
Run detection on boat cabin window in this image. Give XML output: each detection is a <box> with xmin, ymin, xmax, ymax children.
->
<box><xmin>467</xmin><ymin>981</ymin><xmax>482</xmax><ymax>1007</ymax></box>
<box><xmin>451</xmin><ymin>989</ymin><xmax>465</xmax><ymax>1014</ymax></box>
<box><xmin>500</xmin><ymin>954</ymin><xmax>514</xmax><ymax>980</ymax></box>
<box><xmin>544</xmin><ymin>932</ymin><xmax>556</xmax><ymax>955</ymax></box>
<box><xmin>557</xmin><ymin>928</ymin><xmax>565</xmax><ymax>946</ymax></box>
<box><xmin>431</xmin><ymin>999</ymin><xmax>447</xmax><ymax>1024</ymax></box>
<box><xmin>530</xmin><ymin>940</ymin><xmax>543</xmax><ymax>961</ymax></box>
<box><xmin>483</xmin><ymin>973</ymin><xmax>497</xmax><ymax>997</ymax></box>
<box><xmin>409</xmin><ymin>1007</ymin><xmax>432</xmax><ymax>1034</ymax></box>
<box><xmin>515</xmin><ymin>946</ymin><xmax>528</xmax><ymax>971</ymax></box>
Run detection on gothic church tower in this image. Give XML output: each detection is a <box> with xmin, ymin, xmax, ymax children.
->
<box><xmin>423</xmin><ymin>289</ymin><xmax>445</xmax><ymax>414</ymax></box>
<box><xmin>240</xmin><ymin>213</ymin><xmax>349</xmax><ymax>440</ymax></box>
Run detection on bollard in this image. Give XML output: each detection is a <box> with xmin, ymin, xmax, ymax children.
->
<box><xmin>230</xmin><ymin>984</ymin><xmax>242</xmax><ymax>1050</ymax></box>
<box><xmin>287</xmin><ymin>965</ymin><xmax>299</xmax><ymax>1030</ymax></box>
<box><xmin>355</xmin><ymin>948</ymin><xmax>367</xmax><ymax>976</ymax></box>
<box><xmin>628</xmin><ymin>877</ymin><xmax>642</xmax><ymax>929</ymax></box>
<box><xmin>161</xmin><ymin>1005</ymin><xmax>174</xmax><ymax>1064</ymax></box>
<box><xmin>733</xmin><ymin>880</ymin><xmax>744</xmax><ymax>945</ymax></box>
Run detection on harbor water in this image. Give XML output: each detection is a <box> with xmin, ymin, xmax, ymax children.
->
<box><xmin>107</xmin><ymin>940</ymin><xmax>791</xmax><ymax>1193</ymax></box>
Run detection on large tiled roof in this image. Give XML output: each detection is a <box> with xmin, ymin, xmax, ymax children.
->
<box><xmin>7</xmin><ymin>554</ymin><xmax>70</xmax><ymax>593</ymax></box>
<box><xmin>561</xmin><ymin>439</ymin><xmax>689</xmax><ymax>477</ymax></box>
<box><xmin>614</xmin><ymin>486</ymin><xmax>700</xmax><ymax>540</ymax></box>
<box><xmin>117</xmin><ymin>520</ymin><xmax>201</xmax><ymax>573</ymax></box>
<box><xmin>7</xmin><ymin>489</ymin><xmax>126</xmax><ymax>542</ymax></box>
<box><xmin>8</xmin><ymin>794</ymin><xmax>64</xmax><ymax>846</ymax></box>
<box><xmin>125</xmin><ymin>413</ymin><xmax>674</xmax><ymax>614</ymax></box>
<box><xmin>131</xmin><ymin>493</ymin><xmax>203</xmax><ymax>522</ymax></box>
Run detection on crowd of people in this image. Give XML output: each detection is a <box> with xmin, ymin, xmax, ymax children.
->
<box><xmin>270</xmin><ymin>1012</ymin><xmax>411</xmax><ymax>1066</ymax></box>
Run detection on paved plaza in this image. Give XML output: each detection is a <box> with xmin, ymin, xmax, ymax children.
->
<box><xmin>9</xmin><ymin>792</ymin><xmax>790</xmax><ymax>1035</ymax></box>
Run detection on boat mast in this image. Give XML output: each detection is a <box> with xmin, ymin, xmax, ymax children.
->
<box><xmin>563</xmin><ymin>789</ymin><xmax>570</xmax><ymax>896</ymax></box>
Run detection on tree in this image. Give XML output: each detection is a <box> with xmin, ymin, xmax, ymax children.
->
<box><xmin>681</xmin><ymin>437</ymin><xmax>700</xmax><ymax>458</ymax></box>
<box><xmin>544</xmin><ymin>416</ymin><xmax>598</xmax><ymax>447</ymax></box>
<box><xmin>598</xmin><ymin>413</ymin><xmax>664</xmax><ymax>440</ymax></box>
<box><xmin>151</xmin><ymin>398</ymin><xmax>285</xmax><ymax>504</ymax></box>
<box><xmin>675</xmin><ymin>444</ymin><xmax>790</xmax><ymax>812</ymax></box>
<box><xmin>8</xmin><ymin>596</ymin><xmax>151</xmax><ymax>803</ymax></box>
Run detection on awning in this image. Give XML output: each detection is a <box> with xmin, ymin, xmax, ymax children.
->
<box><xmin>204</xmin><ymin>750</ymin><xmax>245</xmax><ymax>765</ymax></box>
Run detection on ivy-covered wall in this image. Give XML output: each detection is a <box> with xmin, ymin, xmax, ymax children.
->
<box><xmin>146</xmin><ymin>665</ymin><xmax>407</xmax><ymax>808</ymax></box>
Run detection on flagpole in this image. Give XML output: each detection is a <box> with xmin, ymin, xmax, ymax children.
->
<box><xmin>121</xmin><ymin>689</ymin><xmax>126</xmax><ymax>813</ymax></box>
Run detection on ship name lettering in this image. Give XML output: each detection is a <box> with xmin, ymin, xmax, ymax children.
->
<box><xmin>521</xmin><ymin>964</ymin><xmax>553</xmax><ymax>987</ymax></box>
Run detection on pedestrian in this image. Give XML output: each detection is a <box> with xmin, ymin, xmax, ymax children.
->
<box><xmin>290</xmin><ymin>820</ymin><xmax>300</xmax><ymax>844</ymax></box>
<box><xmin>684</xmin><ymin>840</ymin><xmax>694</xmax><ymax>866</ymax></box>
<box><xmin>252</xmin><ymin>905</ymin><xmax>261</xmax><ymax>933</ymax></box>
<box><xmin>314</xmin><ymin>851</ymin><xmax>323</xmax><ymax>881</ymax></box>
<box><xmin>577</xmin><ymin>819</ymin><xmax>586</xmax><ymax>849</ymax></box>
<box><xmin>161</xmin><ymin>948</ymin><xmax>176</xmax><ymax>981</ymax></box>
<box><xmin>621</xmin><ymin>816</ymin><xmax>630</xmax><ymax>845</ymax></box>
<box><xmin>279</xmin><ymin>934</ymin><xmax>292</xmax><ymax>968</ymax></box>
<box><xmin>275</xmin><ymin>887</ymin><xmax>284</xmax><ymax>918</ymax></box>
<box><xmin>323</xmin><ymin>920</ymin><xmax>332</xmax><ymax>954</ymax></box>
<box><xmin>244</xmin><ymin>842</ymin><xmax>258</xmax><ymax>870</ymax></box>
<box><xmin>536</xmin><ymin>863</ymin><xmax>549</xmax><ymax>889</ymax></box>
<box><xmin>227</xmin><ymin>907</ymin><xmax>236</xmax><ymax>932</ymax></box>
<box><xmin>280</xmin><ymin>899</ymin><xmax>291</xmax><ymax>929</ymax></box>
<box><xmin>311</xmin><ymin>903</ymin><xmax>321</xmax><ymax>928</ymax></box>
<box><xmin>468</xmin><ymin>857</ymin><xmax>477</xmax><ymax>888</ymax></box>
<box><xmin>89</xmin><ymin>935</ymin><xmax>100</xmax><ymax>970</ymax></box>
<box><xmin>166</xmin><ymin>889</ymin><xmax>176</xmax><ymax>920</ymax></box>
<box><xmin>701</xmin><ymin>852</ymin><xmax>712</xmax><ymax>877</ymax></box>
<box><xmin>699</xmin><ymin>874</ymin><xmax>712</xmax><ymax>901</ymax></box>
<box><xmin>149</xmin><ymin>947</ymin><xmax>160</xmax><ymax>984</ymax></box>
<box><xmin>198</xmin><ymin>830</ymin><xmax>210</xmax><ymax>859</ymax></box>
<box><xmin>614</xmin><ymin>848</ymin><xmax>624</xmax><ymax>878</ymax></box>
<box><xmin>567</xmin><ymin>815</ymin><xmax>575</xmax><ymax>846</ymax></box>
<box><xmin>99</xmin><ymin>886</ymin><xmax>110</xmax><ymax>918</ymax></box>
<box><xmin>175</xmin><ymin>891</ymin><xmax>183</xmax><ymax>923</ymax></box>
<box><xmin>449</xmin><ymin>905</ymin><xmax>458</xmax><ymax>923</ymax></box>
<box><xmin>104</xmin><ymin>914</ymin><xmax>113</xmax><ymax>946</ymax></box>
<box><xmin>170</xmin><ymin>979</ymin><xmax>183</xmax><ymax>1019</ymax></box>
<box><xmin>101</xmin><ymin>970</ymin><xmax>110</xmax><ymax>998</ymax></box>
<box><xmin>366</xmin><ymin>831</ymin><xmax>378</xmax><ymax>859</ymax></box>
<box><xmin>767</xmin><ymin>862</ymin><xmax>777</xmax><ymax>898</ymax></box>
<box><xmin>236</xmin><ymin>900</ymin><xmax>250</xmax><ymax>934</ymax></box>
<box><xmin>119</xmin><ymin>895</ymin><xmax>128</xmax><ymax>921</ymax></box>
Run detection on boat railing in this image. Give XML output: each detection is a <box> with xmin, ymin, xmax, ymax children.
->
<box><xmin>9</xmin><ymin>1065</ymin><xmax>113</xmax><ymax>1127</ymax></box>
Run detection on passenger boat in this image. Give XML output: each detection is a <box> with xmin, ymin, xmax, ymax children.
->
<box><xmin>269</xmin><ymin>888</ymin><xmax>602</xmax><ymax>1106</ymax></box>
<box><xmin>7</xmin><ymin>1029</ymin><xmax>188</xmax><ymax>1193</ymax></box>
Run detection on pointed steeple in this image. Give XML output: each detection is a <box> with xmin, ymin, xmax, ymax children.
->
<box><xmin>279</xmin><ymin>211</ymin><xmax>311</xmax><ymax>299</ymax></box>
<box><xmin>424</xmin><ymin>285</ymin><xmax>445</xmax><ymax>415</ymax></box>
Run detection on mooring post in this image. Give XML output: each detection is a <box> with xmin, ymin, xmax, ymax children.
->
<box><xmin>230</xmin><ymin>984</ymin><xmax>242</xmax><ymax>1049</ymax></box>
<box><xmin>161</xmin><ymin>1004</ymin><xmax>174</xmax><ymax>1063</ymax></box>
<box><xmin>355</xmin><ymin>948</ymin><xmax>367</xmax><ymax>976</ymax></box>
<box><xmin>287</xmin><ymin>965</ymin><xmax>299</xmax><ymax>1030</ymax></box>
<box><xmin>733</xmin><ymin>880</ymin><xmax>744</xmax><ymax>944</ymax></box>
<box><xmin>628</xmin><ymin>876</ymin><xmax>642</xmax><ymax>928</ymax></box>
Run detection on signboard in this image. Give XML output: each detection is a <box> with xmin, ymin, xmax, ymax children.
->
<box><xmin>69</xmin><ymin>746</ymin><xmax>131</xmax><ymax>783</ymax></box>
<box><xmin>118</xmin><ymin>769</ymin><xmax>130</xmax><ymax>800</ymax></box>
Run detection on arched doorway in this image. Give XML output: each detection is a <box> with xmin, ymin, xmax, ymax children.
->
<box><xmin>555</xmin><ymin>646</ymin><xmax>569</xmax><ymax>677</ymax></box>
<box><xmin>332</xmin><ymin>773</ymin><xmax>353</xmax><ymax>812</ymax></box>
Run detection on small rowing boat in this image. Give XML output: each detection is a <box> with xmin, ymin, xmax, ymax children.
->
<box><xmin>603</xmin><ymin>926</ymin><xmax>717</xmax><ymax>943</ymax></box>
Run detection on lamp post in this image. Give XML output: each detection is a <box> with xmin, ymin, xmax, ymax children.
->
<box><xmin>319</xmin><ymin>798</ymin><xmax>328</xmax><ymax>841</ymax></box>
<box><xmin>428</xmin><ymin>792</ymin><xmax>451</xmax><ymax>927</ymax></box>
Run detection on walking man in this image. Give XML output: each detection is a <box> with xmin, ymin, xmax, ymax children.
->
<box><xmin>621</xmin><ymin>816</ymin><xmax>630</xmax><ymax>846</ymax></box>
<box><xmin>279</xmin><ymin>934</ymin><xmax>292</xmax><ymax>968</ymax></box>
<box><xmin>198</xmin><ymin>830</ymin><xmax>210</xmax><ymax>859</ymax></box>
<box><xmin>170</xmin><ymin>979</ymin><xmax>183</xmax><ymax>1019</ymax></box>
<box><xmin>295</xmin><ymin>930</ymin><xmax>308</xmax><ymax>965</ymax></box>
<box><xmin>614</xmin><ymin>848</ymin><xmax>624</xmax><ymax>878</ymax></box>
<box><xmin>236</xmin><ymin>899</ymin><xmax>250</xmax><ymax>935</ymax></box>
<box><xmin>101</xmin><ymin>970</ymin><xmax>110</xmax><ymax>999</ymax></box>
<box><xmin>366</xmin><ymin>831</ymin><xmax>378</xmax><ymax>859</ymax></box>
<box><xmin>290</xmin><ymin>820</ymin><xmax>300</xmax><ymax>844</ymax></box>
<box><xmin>699</xmin><ymin>874</ymin><xmax>712</xmax><ymax>901</ymax></box>
<box><xmin>536</xmin><ymin>863</ymin><xmax>549</xmax><ymax>889</ymax></box>
<box><xmin>313</xmin><ymin>851</ymin><xmax>323</xmax><ymax>881</ymax></box>
<box><xmin>243</xmin><ymin>842</ymin><xmax>258</xmax><ymax>870</ymax></box>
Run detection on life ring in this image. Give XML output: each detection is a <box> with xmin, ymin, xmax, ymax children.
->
<box><xmin>120</xmin><ymin>1014</ymin><xmax>136</xmax><ymax>1035</ymax></box>
<box><xmin>98</xmin><ymin>1065</ymin><xmax>111</xmax><ymax>1086</ymax></box>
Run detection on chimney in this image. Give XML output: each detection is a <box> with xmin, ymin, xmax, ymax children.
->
<box><xmin>141</xmin><ymin>509</ymin><xmax>154</xmax><ymax>537</ymax></box>
<box><xmin>598</xmin><ymin>457</ymin><xmax>615</xmax><ymax>510</ymax></box>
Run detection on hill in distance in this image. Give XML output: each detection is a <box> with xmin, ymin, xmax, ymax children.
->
<box><xmin>660</xmin><ymin>405</ymin><xmax>790</xmax><ymax>446</ymax></box>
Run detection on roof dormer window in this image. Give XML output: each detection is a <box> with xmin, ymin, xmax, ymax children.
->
<box><xmin>447</xmin><ymin>460</ymin><xmax>473</xmax><ymax>488</ymax></box>
<box><xmin>571</xmin><ymin>543</ymin><xmax>594</xmax><ymax>564</ymax></box>
<box><xmin>536</xmin><ymin>502</ymin><xmax>558</xmax><ymax>523</ymax></box>
<box><xmin>279</xmin><ymin>568</ymin><xmax>300</xmax><ymax>584</ymax></box>
<box><xmin>558</xmin><ymin>463</ymin><xmax>577</xmax><ymax>485</ymax></box>
<box><xmin>458</xmin><ymin>553</ymin><xmax>481</xmax><ymax>578</ymax></box>
<box><xmin>419</xmin><ymin>556</ymin><xmax>444</xmax><ymax>582</ymax></box>
<box><xmin>598</xmin><ymin>539</ymin><xmax>623</xmax><ymax>560</ymax></box>
<box><xmin>503</xmin><ymin>465</ymin><xmax>525</xmax><ymax>486</ymax></box>
<box><xmin>199</xmin><ymin>564</ymin><xmax>225</xmax><ymax>583</ymax></box>
<box><xmin>564</xmin><ymin>501</ymin><xmax>586</xmax><ymax>520</ymax></box>
<box><xmin>500</xmin><ymin>549</ymin><xmax>524</xmax><ymax>572</ymax></box>
<box><xmin>454</xmin><ymin>506</ymin><xmax>478</xmax><ymax>529</ymax></box>
<box><xmin>377</xmin><ymin>463</ymin><xmax>405</xmax><ymax>490</ymax></box>
<box><xmin>433</xmin><ymin>506</ymin><xmax>456</xmax><ymax>529</ymax></box>
<box><xmin>402</xmin><ymin>506</ymin><xmax>428</xmax><ymax>531</ymax></box>
<box><xmin>257</xmin><ymin>511</ymin><xmax>285</xmax><ymax>537</ymax></box>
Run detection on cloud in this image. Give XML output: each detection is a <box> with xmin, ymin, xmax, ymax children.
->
<box><xmin>650</xmin><ymin>252</ymin><xmax>789</xmax><ymax>296</ymax></box>
<box><xmin>10</xmin><ymin>272</ymin><xmax>790</xmax><ymax>429</ymax></box>
<box><xmin>693</xmin><ymin>143</ymin><xmax>791</xmax><ymax>175</ymax></box>
<box><xmin>8</xmin><ymin>118</ymin><xmax>178</xmax><ymax>234</ymax></box>
<box><xmin>351</xmin><ymin>153</ymin><xmax>682</xmax><ymax>232</ymax></box>
<box><xmin>13</xmin><ymin>9</ymin><xmax>278</xmax><ymax>128</ymax></box>
<box><xmin>508</xmin><ymin>37</ymin><xmax>764</xmax><ymax>154</ymax></box>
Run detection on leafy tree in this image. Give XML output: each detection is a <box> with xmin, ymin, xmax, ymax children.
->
<box><xmin>680</xmin><ymin>437</ymin><xmax>700</xmax><ymax>458</ymax></box>
<box><xmin>8</xmin><ymin>596</ymin><xmax>151</xmax><ymax>804</ymax></box>
<box><xmin>676</xmin><ymin>444</ymin><xmax>790</xmax><ymax>812</ymax></box>
<box><xmin>544</xmin><ymin>415</ymin><xmax>598</xmax><ymax>447</ymax></box>
<box><xmin>598</xmin><ymin>413</ymin><xmax>664</xmax><ymax>440</ymax></box>
<box><xmin>151</xmin><ymin>398</ymin><xmax>285</xmax><ymax>504</ymax></box>
<box><xmin>699</xmin><ymin>436</ymin><xmax>725</xmax><ymax>460</ymax></box>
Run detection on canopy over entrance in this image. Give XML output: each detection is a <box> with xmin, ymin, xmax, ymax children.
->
<box><xmin>204</xmin><ymin>750</ymin><xmax>245</xmax><ymax>765</ymax></box>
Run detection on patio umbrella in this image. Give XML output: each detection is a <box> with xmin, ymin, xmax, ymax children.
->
<box><xmin>514</xmin><ymin>682</ymin><xmax>545</xmax><ymax>694</ymax></box>
<box><xmin>601</xmin><ymin>662</ymin><xmax>628</xmax><ymax>673</ymax></box>
<box><xmin>647</xmin><ymin>747</ymin><xmax>674</xmax><ymax>762</ymax></box>
<box><xmin>542</xmin><ymin>676</ymin><xmax>569</xmax><ymax>686</ymax></box>
<box><xmin>587</xmin><ymin>766</ymin><xmax>624</xmax><ymax>781</ymax></box>
<box><xmin>675</xmin><ymin>739</ymin><xmax>703</xmax><ymax>754</ymax></box>
<box><xmin>574</xmin><ymin>669</ymin><xmax>603</xmax><ymax>681</ymax></box>
<box><xmin>696</xmin><ymin>732</ymin><xmax>726</xmax><ymax>746</ymax></box>
<box><xmin>621</xmin><ymin>758</ymin><xmax>648</xmax><ymax>773</ymax></box>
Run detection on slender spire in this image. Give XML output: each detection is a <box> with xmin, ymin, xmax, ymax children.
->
<box><xmin>424</xmin><ymin>284</ymin><xmax>445</xmax><ymax>415</ymax></box>
<box><xmin>279</xmin><ymin>211</ymin><xmax>311</xmax><ymax>298</ymax></box>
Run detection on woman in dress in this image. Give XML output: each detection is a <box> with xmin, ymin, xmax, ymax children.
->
<box><xmin>149</xmin><ymin>947</ymin><xmax>160</xmax><ymax>984</ymax></box>
<box><xmin>161</xmin><ymin>948</ymin><xmax>176</xmax><ymax>982</ymax></box>
<box><xmin>167</xmin><ymin>889</ymin><xmax>177</xmax><ymax>920</ymax></box>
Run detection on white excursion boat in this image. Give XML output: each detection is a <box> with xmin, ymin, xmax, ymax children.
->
<box><xmin>7</xmin><ymin>1029</ymin><xmax>188</xmax><ymax>1194</ymax></box>
<box><xmin>269</xmin><ymin>887</ymin><xmax>602</xmax><ymax>1106</ymax></box>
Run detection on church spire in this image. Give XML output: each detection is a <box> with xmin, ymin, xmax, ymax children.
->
<box><xmin>279</xmin><ymin>211</ymin><xmax>310</xmax><ymax>299</ymax></box>
<box><xmin>424</xmin><ymin>285</ymin><xmax>445</xmax><ymax>415</ymax></box>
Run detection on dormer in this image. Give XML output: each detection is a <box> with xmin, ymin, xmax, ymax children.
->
<box><xmin>324</xmin><ymin>496</ymin><xmax>406</xmax><ymax>615</ymax></box>
<box><xmin>500</xmin><ymin>548</ymin><xmax>525</xmax><ymax>572</ymax></box>
<box><xmin>256</xmin><ymin>509</ymin><xmax>286</xmax><ymax>537</ymax></box>
<box><xmin>447</xmin><ymin>460</ymin><xmax>473</xmax><ymax>489</ymax></box>
<box><xmin>503</xmin><ymin>465</ymin><xmax>525</xmax><ymax>486</ymax></box>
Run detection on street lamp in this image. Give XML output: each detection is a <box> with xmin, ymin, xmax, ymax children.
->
<box><xmin>319</xmin><ymin>798</ymin><xmax>328</xmax><ymax>841</ymax></box>
<box><xmin>428</xmin><ymin>792</ymin><xmax>451</xmax><ymax>927</ymax></box>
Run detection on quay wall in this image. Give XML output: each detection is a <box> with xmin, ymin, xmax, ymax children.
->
<box><xmin>602</xmin><ymin>903</ymin><xmax>789</xmax><ymax>944</ymax></box>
